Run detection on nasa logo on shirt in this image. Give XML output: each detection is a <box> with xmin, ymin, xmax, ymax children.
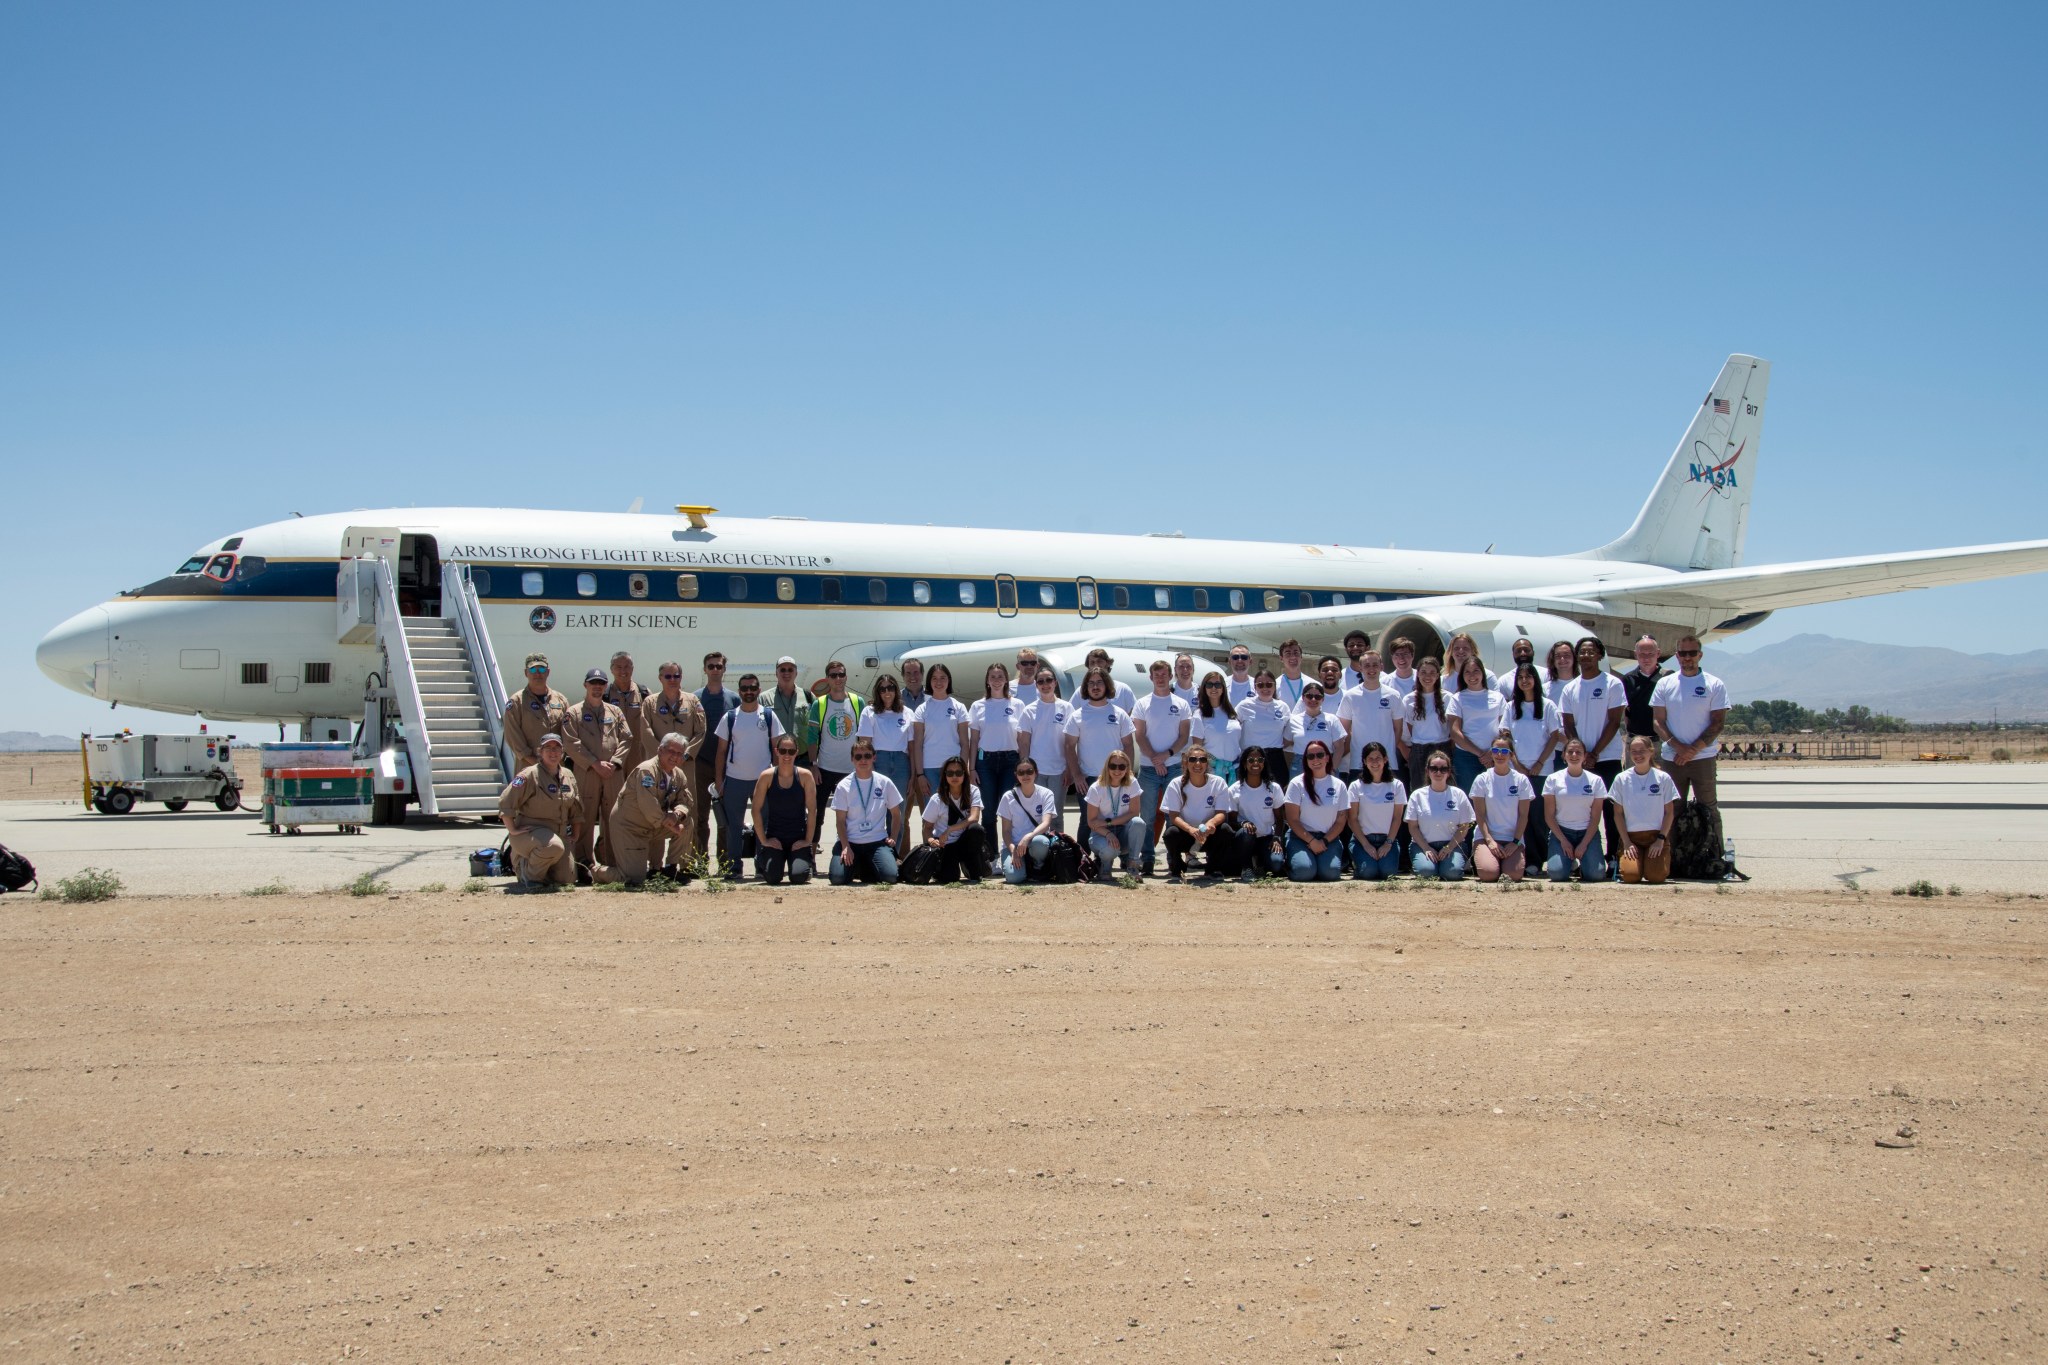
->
<box><xmin>1381</xmin><ymin>789</ymin><xmax>1398</xmax><ymax>802</ymax></box>
<box><xmin>1649</xmin><ymin>780</ymin><xmax>1662</xmax><ymax>794</ymax></box>
<box><xmin>1378</xmin><ymin>697</ymin><xmax>1390</xmax><ymax>709</ymax></box>
<box><xmin>1591</xmin><ymin>685</ymin><xmax>1604</xmax><ymax>699</ymax></box>
<box><xmin>1581</xmin><ymin>781</ymin><xmax>1594</xmax><ymax>793</ymax></box>
<box><xmin>1693</xmin><ymin>684</ymin><xmax>1707</xmax><ymax>697</ymax></box>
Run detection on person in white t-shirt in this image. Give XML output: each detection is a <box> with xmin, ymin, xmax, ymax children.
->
<box><xmin>1083</xmin><ymin>753</ymin><xmax>1146</xmax><ymax>879</ymax></box>
<box><xmin>1346</xmin><ymin>742</ymin><xmax>1406</xmax><ymax>881</ymax></box>
<box><xmin>1405</xmin><ymin>750</ymin><xmax>1474</xmax><ymax>881</ymax></box>
<box><xmin>1609</xmin><ymin>735</ymin><xmax>1677</xmax><ymax>884</ymax></box>
<box><xmin>1172</xmin><ymin>654</ymin><xmax>1200</xmax><ymax>705</ymax></box>
<box><xmin>1236</xmin><ymin>670</ymin><xmax>1294</xmax><ymax>784</ymax></box>
<box><xmin>1273</xmin><ymin>639</ymin><xmax>1312</xmax><ymax>714</ymax></box>
<box><xmin>1083</xmin><ymin>648</ymin><xmax>1138</xmax><ymax>714</ymax></box>
<box><xmin>1399</xmin><ymin>656</ymin><xmax>1453</xmax><ymax>779</ymax></box>
<box><xmin>1542</xmin><ymin>737</ymin><xmax>1609</xmax><ymax>882</ymax></box>
<box><xmin>1340</xmin><ymin>630</ymin><xmax>1372</xmax><ymax>691</ymax></box>
<box><xmin>1188</xmin><ymin>671</ymin><xmax>1243</xmax><ymax>782</ymax></box>
<box><xmin>711</xmin><ymin>674</ymin><xmax>787</xmax><ymax>878</ymax></box>
<box><xmin>1559</xmin><ymin>637</ymin><xmax>1627</xmax><ymax>870</ymax></box>
<box><xmin>1224</xmin><ymin>646</ymin><xmax>1258</xmax><ymax>708</ymax></box>
<box><xmin>1016</xmin><ymin>669</ymin><xmax>1075</xmax><ymax>828</ymax></box>
<box><xmin>1496</xmin><ymin>637</ymin><xmax>1537</xmax><ymax>701</ymax></box>
<box><xmin>1008</xmin><ymin>649</ymin><xmax>1041</xmax><ymax>700</ymax></box>
<box><xmin>1468</xmin><ymin>727</ymin><xmax>1534</xmax><ymax>882</ymax></box>
<box><xmin>1287</xmin><ymin>682</ymin><xmax>1346</xmax><ymax>778</ymax></box>
<box><xmin>1650</xmin><ymin>634</ymin><xmax>1729</xmax><ymax>813</ymax></box>
<box><xmin>918</xmin><ymin>756</ymin><xmax>989</xmax><ymax>884</ymax></box>
<box><xmin>1336</xmin><ymin>648</ymin><xmax>1400</xmax><ymax>782</ymax></box>
<box><xmin>1544</xmin><ymin>641</ymin><xmax>1577</xmax><ymax>712</ymax></box>
<box><xmin>1445</xmin><ymin>631</ymin><xmax>1499</xmax><ymax>693</ymax></box>
<box><xmin>968</xmin><ymin>662</ymin><xmax>1024</xmax><ymax>846</ymax></box>
<box><xmin>1227</xmin><ymin>745</ymin><xmax>1287</xmax><ymax>881</ymax></box>
<box><xmin>828</xmin><ymin>741</ymin><xmax>905</xmax><ymax>885</ymax></box>
<box><xmin>1503</xmin><ymin>662</ymin><xmax>1562</xmax><ymax>868</ymax></box>
<box><xmin>1065</xmin><ymin>668</ymin><xmax>1138</xmax><ymax>797</ymax></box>
<box><xmin>910</xmin><ymin>663</ymin><xmax>971</xmax><ymax>807</ymax></box>
<box><xmin>1130</xmin><ymin>659</ymin><xmax>1194</xmax><ymax>875</ymax></box>
<box><xmin>856</xmin><ymin>673</ymin><xmax>916</xmax><ymax>857</ymax></box>
<box><xmin>1282</xmin><ymin>741</ymin><xmax>1352</xmax><ymax>882</ymax></box>
<box><xmin>998</xmin><ymin>758</ymin><xmax>1061</xmax><ymax>884</ymax></box>
<box><xmin>1160</xmin><ymin>746</ymin><xmax>1238</xmax><ymax>881</ymax></box>
<box><xmin>1384</xmin><ymin>636</ymin><xmax>1419</xmax><ymax>699</ymax></box>
<box><xmin>1446</xmin><ymin>655</ymin><xmax>1507</xmax><ymax>792</ymax></box>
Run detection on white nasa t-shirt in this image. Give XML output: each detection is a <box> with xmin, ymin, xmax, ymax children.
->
<box><xmin>968</xmin><ymin>696</ymin><xmax>1024</xmax><ymax>753</ymax></box>
<box><xmin>997</xmin><ymin>784</ymin><xmax>1059</xmax><ymax>839</ymax></box>
<box><xmin>1161</xmin><ymin>774</ymin><xmax>1234</xmax><ymax>826</ymax></box>
<box><xmin>855</xmin><ymin>706</ymin><xmax>916</xmax><ymax>753</ymax></box>
<box><xmin>1447</xmin><ymin>688</ymin><xmax>1508</xmax><ymax>751</ymax></box>
<box><xmin>1401</xmin><ymin>690</ymin><xmax>1451</xmax><ymax>746</ymax></box>
<box><xmin>1226</xmin><ymin>675</ymin><xmax>1257</xmax><ymax>708</ymax></box>
<box><xmin>1338</xmin><ymin>682</ymin><xmax>1402</xmax><ymax>771</ymax></box>
<box><xmin>831</xmin><ymin>772</ymin><xmax>903</xmax><ymax>845</ymax></box>
<box><xmin>1189</xmin><ymin>710</ymin><xmax>1243</xmax><ymax>763</ymax></box>
<box><xmin>1287</xmin><ymin>708</ymin><xmax>1346</xmax><ymax>761</ymax></box>
<box><xmin>1504</xmin><ymin>700</ymin><xmax>1563</xmax><ymax>770</ymax></box>
<box><xmin>1348</xmin><ymin>777</ymin><xmax>1408</xmax><ymax>837</ymax></box>
<box><xmin>1018</xmin><ymin>697</ymin><xmax>1075</xmax><ymax>776</ymax></box>
<box><xmin>914</xmin><ymin>696</ymin><xmax>972</xmax><ymax>765</ymax></box>
<box><xmin>921</xmin><ymin>785</ymin><xmax>985</xmax><ymax>845</ymax></box>
<box><xmin>1084</xmin><ymin>780</ymin><xmax>1142</xmax><ymax>823</ymax></box>
<box><xmin>1650</xmin><ymin>670</ymin><xmax>1729</xmax><ymax>760</ymax></box>
<box><xmin>1235</xmin><ymin>697</ymin><xmax>1293</xmax><ymax>748</ymax></box>
<box><xmin>1559</xmin><ymin>672</ymin><xmax>1627</xmax><ymax>764</ymax></box>
<box><xmin>1065</xmin><ymin>701</ymin><xmax>1136</xmax><ymax>777</ymax></box>
<box><xmin>1130</xmin><ymin>692</ymin><xmax>1194</xmax><ymax>762</ymax></box>
<box><xmin>1229</xmin><ymin>779</ymin><xmax>1284</xmax><ymax>836</ymax></box>
<box><xmin>1608</xmin><ymin>765</ymin><xmax>1678</xmax><ymax>833</ymax></box>
<box><xmin>1405</xmin><ymin>783</ymin><xmax>1475</xmax><ymax>844</ymax></box>
<box><xmin>1283</xmin><ymin>774</ymin><xmax>1352</xmax><ymax>836</ymax></box>
<box><xmin>1543</xmin><ymin>768</ymin><xmax>1608</xmax><ymax>831</ymax></box>
<box><xmin>1469</xmin><ymin>768</ymin><xmax>1535</xmax><ymax>840</ymax></box>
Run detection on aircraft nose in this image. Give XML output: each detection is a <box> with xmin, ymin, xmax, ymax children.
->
<box><xmin>37</xmin><ymin>605</ymin><xmax>111</xmax><ymax>697</ymax></box>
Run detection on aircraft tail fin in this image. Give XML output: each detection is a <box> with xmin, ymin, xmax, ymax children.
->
<box><xmin>1582</xmin><ymin>354</ymin><xmax>1770</xmax><ymax>570</ymax></box>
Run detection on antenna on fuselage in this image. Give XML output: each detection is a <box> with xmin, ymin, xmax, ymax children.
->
<box><xmin>675</xmin><ymin>505</ymin><xmax>717</xmax><ymax>530</ymax></box>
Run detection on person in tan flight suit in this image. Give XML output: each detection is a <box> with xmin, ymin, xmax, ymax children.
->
<box><xmin>498</xmin><ymin>734</ymin><xmax>580</xmax><ymax>889</ymax></box>
<box><xmin>601</xmin><ymin>733</ymin><xmax>694</xmax><ymax>884</ymax></box>
<box><xmin>563</xmin><ymin>667</ymin><xmax>632</xmax><ymax>871</ymax></box>
<box><xmin>640</xmin><ymin>659</ymin><xmax>707</xmax><ymax>876</ymax></box>
<box><xmin>604</xmin><ymin>650</ymin><xmax>652</xmax><ymax>763</ymax></box>
<box><xmin>503</xmin><ymin>653</ymin><xmax>571</xmax><ymax>771</ymax></box>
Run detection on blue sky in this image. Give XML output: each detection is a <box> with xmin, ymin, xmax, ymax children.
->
<box><xmin>6</xmin><ymin>3</ymin><xmax>2045</xmax><ymax>737</ymax></box>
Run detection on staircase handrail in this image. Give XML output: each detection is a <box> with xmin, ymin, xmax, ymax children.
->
<box><xmin>444</xmin><ymin>564</ymin><xmax>513</xmax><ymax>781</ymax></box>
<box><xmin>372</xmin><ymin>557</ymin><xmax>438</xmax><ymax>815</ymax></box>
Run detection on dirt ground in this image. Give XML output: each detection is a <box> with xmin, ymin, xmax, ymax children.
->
<box><xmin>1</xmin><ymin>880</ymin><xmax>2042</xmax><ymax>1363</ymax></box>
<box><xmin>0</xmin><ymin>752</ymin><xmax>90</xmax><ymax>804</ymax></box>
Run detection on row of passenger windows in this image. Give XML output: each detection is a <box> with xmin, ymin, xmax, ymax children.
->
<box><xmin>473</xmin><ymin>567</ymin><xmax>1372</xmax><ymax>613</ymax></box>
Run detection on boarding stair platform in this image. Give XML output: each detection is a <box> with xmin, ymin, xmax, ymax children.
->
<box><xmin>402</xmin><ymin>616</ymin><xmax>506</xmax><ymax>816</ymax></box>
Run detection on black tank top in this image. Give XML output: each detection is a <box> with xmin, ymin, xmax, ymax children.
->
<box><xmin>762</xmin><ymin>771</ymin><xmax>809</xmax><ymax>844</ymax></box>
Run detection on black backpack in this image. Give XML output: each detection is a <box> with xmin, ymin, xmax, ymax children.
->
<box><xmin>1038</xmin><ymin>833</ymin><xmax>1084</xmax><ymax>884</ymax></box>
<box><xmin>0</xmin><ymin>843</ymin><xmax>37</xmax><ymax>894</ymax></box>
<box><xmin>1670</xmin><ymin>799</ymin><xmax>1745</xmax><ymax>881</ymax></box>
<box><xmin>899</xmin><ymin>845</ymin><xmax>938</xmax><ymax>886</ymax></box>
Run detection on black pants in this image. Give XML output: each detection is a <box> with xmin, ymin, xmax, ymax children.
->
<box><xmin>757</xmin><ymin>846</ymin><xmax>813</xmax><ymax>884</ymax></box>
<box><xmin>1593</xmin><ymin>759</ymin><xmax>1624</xmax><ymax>868</ymax></box>
<box><xmin>1234</xmin><ymin>826</ymin><xmax>1283</xmax><ymax>877</ymax></box>
<box><xmin>813</xmin><ymin>768</ymin><xmax>847</xmax><ymax>842</ymax></box>
<box><xmin>934</xmin><ymin>827</ymin><xmax>992</xmax><ymax>883</ymax></box>
<box><xmin>1163</xmin><ymin>824</ymin><xmax>1242</xmax><ymax>878</ymax></box>
<box><xmin>1261</xmin><ymin>745</ymin><xmax>1291</xmax><ymax>786</ymax></box>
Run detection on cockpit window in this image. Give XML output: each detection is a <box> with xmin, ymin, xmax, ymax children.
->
<box><xmin>177</xmin><ymin>556</ymin><xmax>209</xmax><ymax>575</ymax></box>
<box><xmin>233</xmin><ymin>556</ymin><xmax>267</xmax><ymax>580</ymax></box>
<box><xmin>204</xmin><ymin>554</ymin><xmax>237</xmax><ymax>582</ymax></box>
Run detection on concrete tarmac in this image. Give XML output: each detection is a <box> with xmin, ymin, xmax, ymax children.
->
<box><xmin>4</xmin><ymin>762</ymin><xmax>2046</xmax><ymax>896</ymax></box>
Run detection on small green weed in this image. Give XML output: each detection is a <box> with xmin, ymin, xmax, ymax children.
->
<box><xmin>418</xmin><ymin>881</ymin><xmax>447</xmax><ymax>894</ymax></box>
<box><xmin>244</xmin><ymin>880</ymin><xmax>289</xmax><ymax>897</ymax></box>
<box><xmin>1946</xmin><ymin>884</ymin><xmax>1963</xmax><ymax>896</ymax></box>
<box><xmin>343</xmin><ymin>872</ymin><xmax>389</xmax><ymax>897</ymax></box>
<box><xmin>461</xmin><ymin>878</ymin><xmax>488</xmax><ymax>894</ymax></box>
<box><xmin>1893</xmin><ymin>879</ymin><xmax>1939</xmax><ymax>898</ymax></box>
<box><xmin>42</xmin><ymin>868</ymin><xmax>124</xmax><ymax>903</ymax></box>
<box><xmin>1112</xmin><ymin>873</ymin><xmax>1142</xmax><ymax>890</ymax></box>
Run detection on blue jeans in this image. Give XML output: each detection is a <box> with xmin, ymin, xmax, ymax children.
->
<box><xmin>1003</xmin><ymin>833</ymin><xmax>1053</xmax><ymax>884</ymax></box>
<box><xmin>1089</xmin><ymin>817</ymin><xmax>1148</xmax><ymax>877</ymax></box>
<box><xmin>1412</xmin><ymin>839</ymin><xmax>1468</xmax><ymax>880</ymax></box>
<box><xmin>1544</xmin><ymin>829</ymin><xmax>1607</xmax><ymax>882</ymax></box>
<box><xmin>977</xmin><ymin>749</ymin><xmax>1020</xmax><ymax>842</ymax></box>
<box><xmin>719</xmin><ymin>776</ymin><xmax>755</xmax><ymax>874</ymax></box>
<box><xmin>829</xmin><ymin>840</ymin><xmax>899</xmax><ymax>885</ymax></box>
<box><xmin>1350</xmin><ymin>834</ymin><xmax>1403</xmax><ymax>880</ymax></box>
<box><xmin>1451</xmin><ymin>747</ymin><xmax>1485</xmax><ymax>793</ymax></box>
<box><xmin>1286</xmin><ymin>831</ymin><xmax>1345</xmax><ymax>881</ymax></box>
<box><xmin>1137</xmin><ymin>762</ymin><xmax>1179</xmax><ymax>862</ymax></box>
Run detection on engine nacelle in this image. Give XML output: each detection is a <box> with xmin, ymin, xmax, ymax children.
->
<box><xmin>1373</xmin><ymin>608</ymin><xmax>1588</xmax><ymax>678</ymax></box>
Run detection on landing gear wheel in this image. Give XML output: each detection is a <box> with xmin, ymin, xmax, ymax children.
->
<box><xmin>214</xmin><ymin>788</ymin><xmax>242</xmax><ymax>813</ymax></box>
<box><xmin>103</xmin><ymin>788</ymin><xmax>135</xmax><ymax>816</ymax></box>
<box><xmin>163</xmin><ymin>799</ymin><xmax>189</xmax><ymax>812</ymax></box>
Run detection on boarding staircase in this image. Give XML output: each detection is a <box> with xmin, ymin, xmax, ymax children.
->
<box><xmin>401</xmin><ymin>617</ymin><xmax>506</xmax><ymax>817</ymax></box>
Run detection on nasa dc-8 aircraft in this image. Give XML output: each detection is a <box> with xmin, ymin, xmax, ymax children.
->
<box><xmin>35</xmin><ymin>354</ymin><xmax>2048</xmax><ymax>731</ymax></box>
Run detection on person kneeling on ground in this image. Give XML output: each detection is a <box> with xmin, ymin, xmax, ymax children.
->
<box><xmin>1282</xmin><ymin>740</ymin><xmax>1350</xmax><ymax>882</ymax></box>
<box><xmin>499</xmin><ymin>733</ymin><xmax>580</xmax><ymax>890</ymax></box>
<box><xmin>600</xmin><ymin>732</ymin><xmax>693</xmax><ymax>885</ymax></box>
<box><xmin>1160</xmin><ymin>746</ymin><xmax>1239</xmax><ymax>882</ymax></box>
<box><xmin>752</xmin><ymin>736</ymin><xmax>818</xmax><ymax>885</ymax></box>
<box><xmin>919</xmin><ymin>756</ymin><xmax>990</xmax><ymax>884</ymax></box>
<box><xmin>1611</xmin><ymin>734</ymin><xmax>1678</xmax><ymax>884</ymax></box>
<box><xmin>829</xmin><ymin>741</ymin><xmax>905</xmax><ymax>885</ymax></box>
<box><xmin>1084</xmin><ymin>754</ymin><xmax>1147</xmax><ymax>879</ymax></box>
<box><xmin>1346</xmin><ymin>742</ymin><xmax>1405</xmax><ymax>880</ymax></box>
<box><xmin>1469</xmin><ymin>727</ymin><xmax>1535</xmax><ymax>882</ymax></box>
<box><xmin>1542</xmin><ymin>737</ymin><xmax>1609</xmax><ymax>882</ymax></box>
<box><xmin>998</xmin><ymin>758</ymin><xmax>1060</xmax><ymax>884</ymax></box>
<box><xmin>1405</xmin><ymin>751</ymin><xmax>1474</xmax><ymax>881</ymax></box>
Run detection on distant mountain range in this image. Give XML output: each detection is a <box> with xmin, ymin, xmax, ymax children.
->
<box><xmin>1701</xmin><ymin>634</ymin><xmax>2048</xmax><ymax>723</ymax></box>
<box><xmin>0</xmin><ymin>731</ymin><xmax>80</xmax><ymax>752</ymax></box>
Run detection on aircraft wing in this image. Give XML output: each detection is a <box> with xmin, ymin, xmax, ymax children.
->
<box><xmin>899</xmin><ymin>538</ymin><xmax>2048</xmax><ymax>668</ymax></box>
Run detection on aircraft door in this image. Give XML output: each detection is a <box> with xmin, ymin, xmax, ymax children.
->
<box><xmin>995</xmin><ymin>575</ymin><xmax>1019</xmax><ymax>618</ymax></box>
<box><xmin>1076</xmin><ymin>576</ymin><xmax>1100</xmax><ymax>620</ymax></box>
<box><xmin>398</xmin><ymin>535</ymin><xmax>440</xmax><ymax>617</ymax></box>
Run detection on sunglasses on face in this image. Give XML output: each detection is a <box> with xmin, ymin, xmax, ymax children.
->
<box><xmin>1490</xmin><ymin>746</ymin><xmax>1513</xmax><ymax>755</ymax></box>
<box><xmin>527</xmin><ymin>667</ymin><xmax>548</xmax><ymax>676</ymax></box>
<box><xmin>1428</xmin><ymin>765</ymin><xmax>1451</xmax><ymax>774</ymax></box>
<box><xmin>739</xmin><ymin>685</ymin><xmax>759</xmax><ymax>694</ymax></box>
<box><xmin>827</xmin><ymin>670</ymin><xmax>847</xmax><ymax>679</ymax></box>
<box><xmin>1677</xmin><ymin>648</ymin><xmax>1701</xmax><ymax>657</ymax></box>
<box><xmin>659</xmin><ymin>672</ymin><xmax>681</xmax><ymax>680</ymax></box>
<box><xmin>1230</xmin><ymin>655</ymin><xmax>1249</xmax><ymax>663</ymax></box>
<box><xmin>777</xmin><ymin>665</ymin><xmax>796</xmax><ymax>673</ymax></box>
<box><xmin>1106</xmin><ymin>762</ymin><xmax>1129</xmax><ymax>771</ymax></box>
<box><xmin>706</xmin><ymin>662</ymin><xmax>726</xmax><ymax>670</ymax></box>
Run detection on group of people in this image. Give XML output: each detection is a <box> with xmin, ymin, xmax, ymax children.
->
<box><xmin>495</xmin><ymin>628</ymin><xmax>1730</xmax><ymax>891</ymax></box>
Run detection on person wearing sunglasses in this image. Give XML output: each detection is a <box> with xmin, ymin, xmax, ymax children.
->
<box><xmin>1016</xmin><ymin>669</ymin><xmax>1075</xmax><ymax>831</ymax></box>
<box><xmin>998</xmin><ymin>757</ymin><xmax>1060</xmax><ymax>883</ymax></box>
<box><xmin>1160</xmin><ymin>746</ymin><xmax>1238</xmax><ymax>882</ymax></box>
<box><xmin>1228</xmin><ymin>745</ymin><xmax>1287</xmax><ymax>880</ymax></box>
<box><xmin>920</xmin><ymin>755</ymin><xmax>990</xmax><ymax>884</ymax></box>
<box><xmin>750</xmin><ymin>735</ymin><xmax>818</xmax><ymax>885</ymax></box>
<box><xmin>1503</xmin><ymin>662</ymin><xmax>1562</xmax><ymax>869</ymax></box>
<box><xmin>693</xmin><ymin>651</ymin><xmax>739</xmax><ymax>867</ymax></box>
<box><xmin>640</xmin><ymin>661</ymin><xmax>707</xmax><ymax>877</ymax></box>
<box><xmin>969</xmin><ymin>662</ymin><xmax>1024</xmax><ymax>847</ymax></box>
<box><xmin>1611</xmin><ymin>734</ymin><xmax>1678</xmax><ymax>883</ymax></box>
<box><xmin>1650</xmin><ymin>635</ymin><xmax>1729</xmax><ymax>815</ymax></box>
<box><xmin>854</xmin><ymin>674</ymin><xmax>916</xmax><ymax>858</ymax></box>
<box><xmin>1131</xmin><ymin>659</ymin><xmax>1194</xmax><ymax>876</ymax></box>
<box><xmin>1235</xmin><ymin>669</ymin><xmax>1293</xmax><ymax>786</ymax></box>
<box><xmin>1224</xmin><ymin>648</ymin><xmax>1258</xmax><ymax>708</ymax></box>
<box><xmin>1189</xmin><ymin>671</ymin><xmax>1243</xmax><ymax>783</ymax></box>
<box><xmin>1405</xmin><ymin>753</ymin><xmax>1475</xmax><ymax>881</ymax></box>
<box><xmin>1542</xmin><ymin>736</ymin><xmax>1609</xmax><ymax>882</ymax></box>
<box><xmin>1064</xmin><ymin>668</ymin><xmax>1138</xmax><ymax>804</ymax></box>
<box><xmin>1398</xmin><ymin>657</ymin><xmax>1453</xmax><ymax>783</ymax></box>
<box><xmin>1282</xmin><ymin>740</ymin><xmax>1351</xmax><ymax>882</ymax></box>
<box><xmin>806</xmin><ymin>662</ymin><xmax>864</xmax><ymax>844</ymax></box>
<box><xmin>502</xmin><ymin>651</ymin><xmax>571</xmax><ymax>772</ymax></box>
<box><xmin>1084</xmin><ymin>753</ymin><xmax>1147</xmax><ymax>880</ymax></box>
<box><xmin>1446</xmin><ymin>655</ymin><xmax>1507</xmax><ymax>793</ymax></box>
<box><xmin>1346</xmin><ymin>741</ymin><xmax>1405</xmax><ymax>880</ymax></box>
<box><xmin>710</xmin><ymin>673</ymin><xmax>786</xmax><ymax>878</ymax></box>
<box><xmin>1469</xmin><ymin>727</ymin><xmax>1535</xmax><ymax>881</ymax></box>
<box><xmin>828</xmin><ymin>740</ymin><xmax>905</xmax><ymax>885</ymax></box>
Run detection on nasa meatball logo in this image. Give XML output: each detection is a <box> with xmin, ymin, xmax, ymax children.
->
<box><xmin>528</xmin><ymin>606</ymin><xmax>557</xmax><ymax>633</ymax></box>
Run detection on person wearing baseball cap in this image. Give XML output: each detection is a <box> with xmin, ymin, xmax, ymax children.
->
<box><xmin>767</xmin><ymin>656</ymin><xmax>811</xmax><ymax>765</ymax></box>
<box><xmin>498</xmin><ymin>733</ymin><xmax>580</xmax><ymax>889</ymax></box>
<box><xmin>502</xmin><ymin>653</ymin><xmax>570</xmax><ymax>771</ymax></box>
<box><xmin>562</xmin><ymin>668</ymin><xmax>632</xmax><ymax>876</ymax></box>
